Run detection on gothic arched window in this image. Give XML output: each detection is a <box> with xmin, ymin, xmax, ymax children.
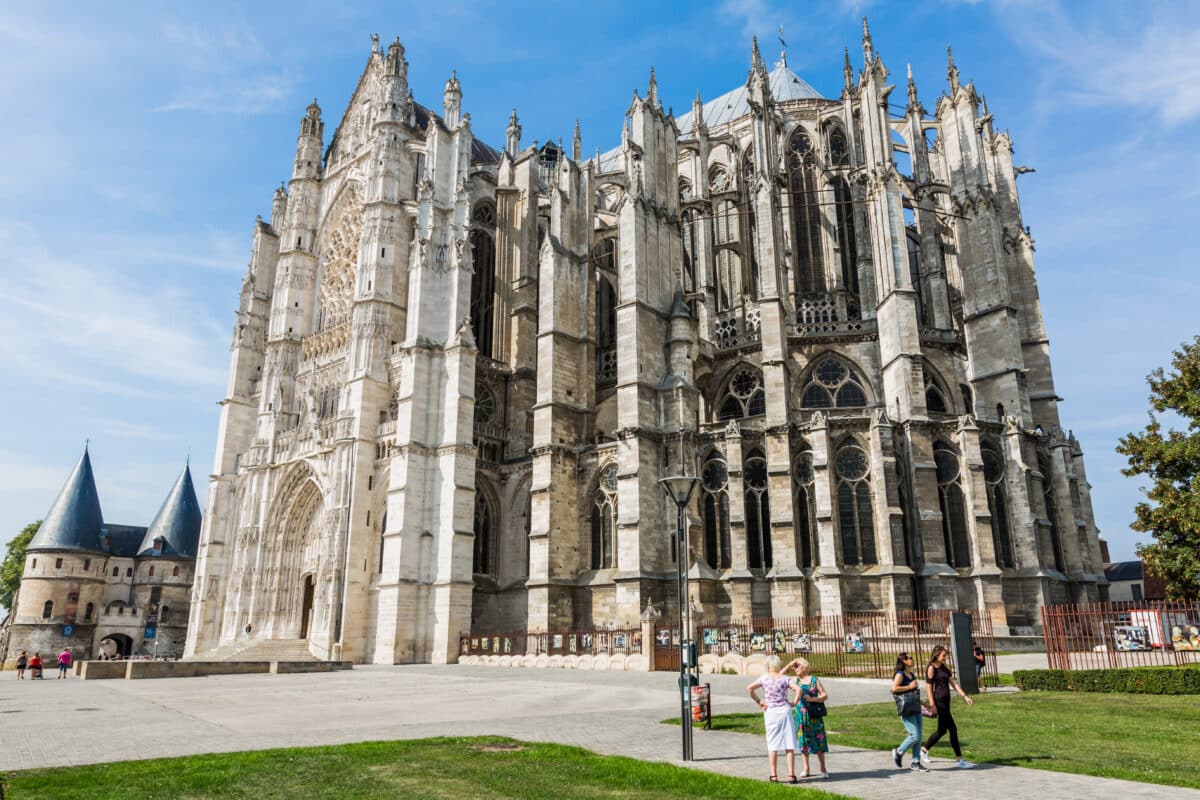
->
<box><xmin>934</xmin><ymin>442</ymin><xmax>971</xmax><ymax>568</ymax></box>
<box><xmin>1039</xmin><ymin>453</ymin><xmax>1066</xmax><ymax>573</ymax></box>
<box><xmin>717</xmin><ymin>366</ymin><xmax>766</xmax><ymax>420</ymax></box>
<box><xmin>982</xmin><ymin>441</ymin><xmax>1015</xmax><ymax>568</ymax></box>
<box><xmin>714</xmin><ymin>249</ymin><xmax>740</xmax><ymax>312</ymax></box>
<box><xmin>793</xmin><ymin>445</ymin><xmax>817</xmax><ymax>568</ymax></box>
<box><xmin>709</xmin><ymin>165</ymin><xmax>731</xmax><ymax>193</ymax></box>
<box><xmin>744</xmin><ymin>448</ymin><xmax>772</xmax><ymax>569</ymax></box>
<box><xmin>835</xmin><ymin>439</ymin><xmax>876</xmax><ymax>565</ymax></box>
<box><xmin>895</xmin><ymin>449</ymin><xmax>920</xmax><ymax>570</ymax></box>
<box><xmin>678</xmin><ymin>177</ymin><xmax>693</xmax><ymax>203</ymax></box>
<box><xmin>833</xmin><ymin>177</ymin><xmax>858</xmax><ymax>297</ymax></box>
<box><xmin>473</xmin><ymin>487</ymin><xmax>496</xmax><ymax>576</ymax></box>
<box><xmin>681</xmin><ymin>209</ymin><xmax>699</xmax><ymax>293</ymax></box>
<box><xmin>701</xmin><ymin>451</ymin><xmax>731</xmax><ymax>569</ymax></box>
<box><xmin>469</xmin><ymin>227</ymin><xmax>497</xmax><ymax>357</ymax></box>
<box><xmin>591</xmin><ymin>464</ymin><xmax>618</xmax><ymax>569</ymax></box>
<box><xmin>713</xmin><ymin>199</ymin><xmax>739</xmax><ymax>245</ymax></box>
<box><xmin>800</xmin><ymin>356</ymin><xmax>868</xmax><ymax>409</ymax></box>
<box><xmin>925</xmin><ymin>372</ymin><xmax>950</xmax><ymax>414</ymax></box>
<box><xmin>829</xmin><ymin>127</ymin><xmax>850</xmax><ymax>166</ymax></box>
<box><xmin>788</xmin><ymin>130</ymin><xmax>826</xmax><ymax>296</ymax></box>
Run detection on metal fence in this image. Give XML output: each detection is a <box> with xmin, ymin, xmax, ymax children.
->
<box><xmin>459</xmin><ymin>626</ymin><xmax>644</xmax><ymax>659</ymax></box>
<box><xmin>1041</xmin><ymin>600</ymin><xmax>1200</xmax><ymax>671</ymax></box>
<box><xmin>655</xmin><ymin>609</ymin><xmax>998</xmax><ymax>685</ymax></box>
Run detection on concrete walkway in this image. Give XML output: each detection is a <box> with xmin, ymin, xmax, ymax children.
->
<box><xmin>0</xmin><ymin>665</ymin><xmax>1193</xmax><ymax>800</ymax></box>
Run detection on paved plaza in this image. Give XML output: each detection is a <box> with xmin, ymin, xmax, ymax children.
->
<box><xmin>0</xmin><ymin>664</ymin><xmax>1194</xmax><ymax>799</ymax></box>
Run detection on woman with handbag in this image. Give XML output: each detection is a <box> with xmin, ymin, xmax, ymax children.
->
<box><xmin>890</xmin><ymin>653</ymin><xmax>928</xmax><ymax>772</ymax></box>
<box><xmin>922</xmin><ymin>645</ymin><xmax>975</xmax><ymax>769</ymax></box>
<box><xmin>784</xmin><ymin>657</ymin><xmax>829</xmax><ymax>779</ymax></box>
<box><xmin>747</xmin><ymin>655</ymin><xmax>799</xmax><ymax>783</ymax></box>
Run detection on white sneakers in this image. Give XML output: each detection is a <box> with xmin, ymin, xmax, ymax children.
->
<box><xmin>956</xmin><ymin>759</ymin><xmax>975</xmax><ymax>769</ymax></box>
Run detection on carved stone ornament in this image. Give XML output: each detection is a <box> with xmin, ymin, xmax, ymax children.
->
<box><xmin>724</xmin><ymin>418</ymin><xmax>741</xmax><ymax>438</ymax></box>
<box><xmin>640</xmin><ymin>599</ymin><xmax>661</xmax><ymax>621</ymax></box>
<box><xmin>455</xmin><ymin>316</ymin><xmax>477</xmax><ymax>350</ymax></box>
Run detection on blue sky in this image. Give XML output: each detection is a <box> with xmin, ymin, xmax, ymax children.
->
<box><xmin>2</xmin><ymin>0</ymin><xmax>1197</xmax><ymax>578</ymax></box>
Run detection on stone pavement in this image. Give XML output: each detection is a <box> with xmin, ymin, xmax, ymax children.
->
<box><xmin>0</xmin><ymin>665</ymin><xmax>1194</xmax><ymax>800</ymax></box>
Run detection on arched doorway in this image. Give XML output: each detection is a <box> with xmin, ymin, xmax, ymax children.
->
<box><xmin>300</xmin><ymin>574</ymin><xmax>315</xmax><ymax>639</ymax></box>
<box><xmin>100</xmin><ymin>633</ymin><xmax>133</xmax><ymax>659</ymax></box>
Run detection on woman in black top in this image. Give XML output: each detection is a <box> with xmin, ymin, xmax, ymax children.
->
<box><xmin>923</xmin><ymin>645</ymin><xmax>975</xmax><ymax>768</ymax></box>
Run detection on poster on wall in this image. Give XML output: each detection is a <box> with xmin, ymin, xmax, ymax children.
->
<box><xmin>773</xmin><ymin>631</ymin><xmax>786</xmax><ymax>653</ymax></box>
<box><xmin>1171</xmin><ymin>625</ymin><xmax>1200</xmax><ymax>651</ymax></box>
<box><xmin>1113</xmin><ymin>625</ymin><xmax>1150</xmax><ymax>651</ymax></box>
<box><xmin>790</xmin><ymin>633</ymin><xmax>812</xmax><ymax>653</ymax></box>
<box><xmin>750</xmin><ymin>633</ymin><xmax>767</xmax><ymax>652</ymax></box>
<box><xmin>703</xmin><ymin>628</ymin><xmax>719</xmax><ymax>647</ymax></box>
<box><xmin>843</xmin><ymin>632</ymin><xmax>865</xmax><ymax>653</ymax></box>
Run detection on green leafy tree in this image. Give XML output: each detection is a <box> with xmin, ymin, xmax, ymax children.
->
<box><xmin>1</xmin><ymin>521</ymin><xmax>40</xmax><ymax>613</ymax></box>
<box><xmin>1118</xmin><ymin>336</ymin><xmax>1200</xmax><ymax>600</ymax></box>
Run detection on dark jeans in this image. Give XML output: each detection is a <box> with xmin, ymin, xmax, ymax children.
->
<box><xmin>923</xmin><ymin>699</ymin><xmax>961</xmax><ymax>758</ymax></box>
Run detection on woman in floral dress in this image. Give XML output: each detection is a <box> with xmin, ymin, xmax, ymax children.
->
<box><xmin>785</xmin><ymin>657</ymin><xmax>829</xmax><ymax>779</ymax></box>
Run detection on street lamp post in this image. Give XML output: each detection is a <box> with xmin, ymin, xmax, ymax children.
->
<box><xmin>659</xmin><ymin>474</ymin><xmax>700</xmax><ymax>762</ymax></box>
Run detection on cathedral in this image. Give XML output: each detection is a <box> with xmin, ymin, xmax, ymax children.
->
<box><xmin>185</xmin><ymin>22</ymin><xmax>1106</xmax><ymax>665</ymax></box>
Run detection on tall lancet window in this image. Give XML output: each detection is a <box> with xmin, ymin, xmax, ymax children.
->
<box><xmin>934</xmin><ymin>442</ymin><xmax>971</xmax><ymax>568</ymax></box>
<box><xmin>1039</xmin><ymin>453</ymin><xmax>1066</xmax><ymax>573</ymax></box>
<box><xmin>792</xmin><ymin>445</ymin><xmax>817</xmax><ymax>568</ymax></box>
<box><xmin>833</xmin><ymin>177</ymin><xmax>859</xmax><ymax>297</ymax></box>
<box><xmin>473</xmin><ymin>487</ymin><xmax>496</xmax><ymax>576</ymax></box>
<box><xmin>744</xmin><ymin>448</ymin><xmax>772</xmax><ymax>569</ymax></box>
<box><xmin>712</xmin><ymin>199</ymin><xmax>741</xmax><ymax>311</ymax></box>
<box><xmin>741</xmin><ymin>147</ymin><xmax>760</xmax><ymax>298</ymax></box>
<box><xmin>701</xmin><ymin>451</ymin><xmax>732</xmax><ymax>570</ymax></box>
<box><xmin>681</xmin><ymin>209</ymin><xmax>699</xmax><ymax>293</ymax></box>
<box><xmin>591</xmin><ymin>464</ymin><xmax>618</xmax><ymax>569</ymax></box>
<box><xmin>469</xmin><ymin>202</ymin><xmax>497</xmax><ymax>357</ymax></box>
<box><xmin>787</xmin><ymin>130</ymin><xmax>826</xmax><ymax>296</ymax></box>
<box><xmin>907</xmin><ymin>232</ymin><xmax>928</xmax><ymax>326</ymax></box>
<box><xmin>982</xmin><ymin>441</ymin><xmax>1015</xmax><ymax>568</ymax></box>
<box><xmin>835</xmin><ymin>438</ymin><xmax>876</xmax><ymax>565</ymax></box>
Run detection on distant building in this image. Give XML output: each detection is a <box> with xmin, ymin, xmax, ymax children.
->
<box><xmin>1103</xmin><ymin>560</ymin><xmax>1167</xmax><ymax>603</ymax></box>
<box><xmin>1</xmin><ymin>448</ymin><xmax>200</xmax><ymax>665</ymax></box>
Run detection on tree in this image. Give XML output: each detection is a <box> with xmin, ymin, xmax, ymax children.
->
<box><xmin>1117</xmin><ymin>336</ymin><xmax>1200</xmax><ymax>600</ymax></box>
<box><xmin>1</xmin><ymin>521</ymin><xmax>40</xmax><ymax>613</ymax></box>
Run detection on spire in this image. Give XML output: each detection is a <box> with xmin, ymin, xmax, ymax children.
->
<box><xmin>572</xmin><ymin>118</ymin><xmax>582</xmax><ymax>161</ymax></box>
<box><xmin>751</xmin><ymin>35</ymin><xmax>765</xmax><ymax>74</ymax></box>
<box><xmin>691</xmin><ymin>89</ymin><xmax>705</xmax><ymax>133</ymax></box>
<box><xmin>843</xmin><ymin>47</ymin><xmax>854</xmax><ymax>91</ymax></box>
<box><xmin>906</xmin><ymin>63</ymin><xmax>920</xmax><ymax>111</ymax></box>
<box><xmin>28</xmin><ymin>446</ymin><xmax>105</xmax><ymax>553</ymax></box>
<box><xmin>506</xmin><ymin>108</ymin><xmax>522</xmax><ymax>156</ymax></box>
<box><xmin>271</xmin><ymin>182</ymin><xmax>287</xmax><ymax>227</ymax></box>
<box><xmin>947</xmin><ymin>45</ymin><xmax>960</xmax><ymax>93</ymax></box>
<box><xmin>861</xmin><ymin>16</ymin><xmax>874</xmax><ymax>63</ymax></box>
<box><xmin>301</xmin><ymin>98</ymin><xmax>322</xmax><ymax>137</ymax></box>
<box><xmin>138</xmin><ymin>463</ymin><xmax>202</xmax><ymax>558</ymax></box>
<box><xmin>647</xmin><ymin>66</ymin><xmax>659</xmax><ymax>107</ymax></box>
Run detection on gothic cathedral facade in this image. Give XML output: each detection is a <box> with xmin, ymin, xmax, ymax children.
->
<box><xmin>186</xmin><ymin>25</ymin><xmax>1106</xmax><ymax>664</ymax></box>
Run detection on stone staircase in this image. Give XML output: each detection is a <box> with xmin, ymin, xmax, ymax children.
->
<box><xmin>191</xmin><ymin>638</ymin><xmax>318</xmax><ymax>662</ymax></box>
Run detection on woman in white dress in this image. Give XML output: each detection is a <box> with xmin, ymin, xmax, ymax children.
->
<box><xmin>747</xmin><ymin>654</ymin><xmax>798</xmax><ymax>783</ymax></box>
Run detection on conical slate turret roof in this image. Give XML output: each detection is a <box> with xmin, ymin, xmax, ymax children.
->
<box><xmin>137</xmin><ymin>464</ymin><xmax>202</xmax><ymax>558</ymax></box>
<box><xmin>28</xmin><ymin>447</ymin><xmax>105</xmax><ymax>553</ymax></box>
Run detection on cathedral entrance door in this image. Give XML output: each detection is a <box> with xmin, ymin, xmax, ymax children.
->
<box><xmin>300</xmin><ymin>575</ymin><xmax>315</xmax><ymax>639</ymax></box>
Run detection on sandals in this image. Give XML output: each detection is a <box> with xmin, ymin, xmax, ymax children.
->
<box><xmin>768</xmin><ymin>776</ymin><xmax>778</xmax><ymax>782</ymax></box>
<box><xmin>788</xmin><ymin>774</ymin><xmax>799</xmax><ymax>783</ymax></box>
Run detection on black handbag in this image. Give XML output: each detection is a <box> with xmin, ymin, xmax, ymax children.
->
<box><xmin>805</xmin><ymin>699</ymin><xmax>828</xmax><ymax>718</ymax></box>
<box><xmin>894</xmin><ymin>688</ymin><xmax>921</xmax><ymax>717</ymax></box>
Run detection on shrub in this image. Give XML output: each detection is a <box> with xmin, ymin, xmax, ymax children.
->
<box><xmin>1014</xmin><ymin>666</ymin><xmax>1200</xmax><ymax>694</ymax></box>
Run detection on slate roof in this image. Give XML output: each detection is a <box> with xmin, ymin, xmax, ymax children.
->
<box><xmin>1104</xmin><ymin>560</ymin><xmax>1144</xmax><ymax>583</ymax></box>
<box><xmin>28</xmin><ymin>448</ymin><xmax>105</xmax><ymax>553</ymax></box>
<box><xmin>104</xmin><ymin>525</ymin><xmax>148</xmax><ymax>558</ymax></box>
<box><xmin>411</xmin><ymin>103</ymin><xmax>502</xmax><ymax>166</ymax></box>
<box><xmin>137</xmin><ymin>465</ymin><xmax>202</xmax><ymax>559</ymax></box>
<box><xmin>676</xmin><ymin>64</ymin><xmax>823</xmax><ymax>135</ymax></box>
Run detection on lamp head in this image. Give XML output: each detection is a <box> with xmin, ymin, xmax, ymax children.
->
<box><xmin>658</xmin><ymin>474</ymin><xmax>700</xmax><ymax>506</ymax></box>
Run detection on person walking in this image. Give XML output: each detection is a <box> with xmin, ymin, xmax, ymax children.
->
<box><xmin>748</xmin><ymin>655</ymin><xmax>799</xmax><ymax>783</ymax></box>
<box><xmin>973</xmin><ymin>641</ymin><xmax>987</xmax><ymax>692</ymax></box>
<box><xmin>923</xmin><ymin>645</ymin><xmax>975</xmax><ymax>768</ymax></box>
<box><xmin>28</xmin><ymin>652</ymin><xmax>44</xmax><ymax>680</ymax></box>
<box><xmin>57</xmin><ymin>648</ymin><xmax>72</xmax><ymax>679</ymax></box>
<box><xmin>891</xmin><ymin>652</ymin><xmax>927</xmax><ymax>772</ymax></box>
<box><xmin>785</xmin><ymin>657</ymin><xmax>829</xmax><ymax>779</ymax></box>
<box><xmin>15</xmin><ymin>650</ymin><xmax>28</xmax><ymax>679</ymax></box>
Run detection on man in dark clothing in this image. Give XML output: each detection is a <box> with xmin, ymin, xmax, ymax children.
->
<box><xmin>972</xmin><ymin>642</ymin><xmax>987</xmax><ymax>691</ymax></box>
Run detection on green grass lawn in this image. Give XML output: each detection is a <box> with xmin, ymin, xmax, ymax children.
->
<box><xmin>671</xmin><ymin>692</ymin><xmax>1199</xmax><ymax>789</ymax></box>
<box><xmin>1</xmin><ymin>737</ymin><xmax>852</xmax><ymax>800</ymax></box>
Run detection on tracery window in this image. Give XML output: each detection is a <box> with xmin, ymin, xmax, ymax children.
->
<box><xmin>474</xmin><ymin>384</ymin><xmax>497</xmax><ymax>427</ymax></box>
<box><xmin>787</xmin><ymin>130</ymin><xmax>826</xmax><ymax>296</ymax></box>
<box><xmin>678</xmin><ymin>178</ymin><xmax>693</xmax><ymax>203</ymax></box>
<box><xmin>982</xmin><ymin>441</ymin><xmax>1016</xmax><ymax>568</ymax></box>
<box><xmin>741</xmin><ymin>147</ymin><xmax>755</xmax><ymax>189</ymax></box>
<box><xmin>833</xmin><ymin>177</ymin><xmax>858</xmax><ymax>296</ymax></box>
<box><xmin>834</xmin><ymin>439</ymin><xmax>876</xmax><ymax>565</ymax></box>
<box><xmin>800</xmin><ymin>356</ymin><xmax>868</xmax><ymax>409</ymax></box>
<box><xmin>895</xmin><ymin>449</ymin><xmax>920</xmax><ymax>569</ymax></box>
<box><xmin>925</xmin><ymin>377</ymin><xmax>949</xmax><ymax>414</ymax></box>
<box><xmin>934</xmin><ymin>442</ymin><xmax>972</xmax><ymax>568</ymax></box>
<box><xmin>713</xmin><ymin>199</ymin><xmax>739</xmax><ymax>245</ymax></box>
<box><xmin>714</xmin><ymin>249</ymin><xmax>741</xmax><ymax>312</ymax></box>
<box><xmin>472</xmin><ymin>202</ymin><xmax>496</xmax><ymax>227</ymax></box>
<box><xmin>744</xmin><ymin>448</ymin><xmax>773</xmax><ymax>569</ymax></box>
<box><xmin>473</xmin><ymin>487</ymin><xmax>496</xmax><ymax>576</ymax></box>
<box><xmin>717</xmin><ymin>366</ymin><xmax>766</xmax><ymax>420</ymax></box>
<box><xmin>701</xmin><ymin>452</ymin><xmax>731</xmax><ymax>570</ymax></box>
<box><xmin>793</xmin><ymin>445</ymin><xmax>817</xmax><ymax>568</ymax></box>
<box><xmin>709</xmin><ymin>165</ymin><xmax>731</xmax><ymax>193</ymax></box>
<box><xmin>469</xmin><ymin>206</ymin><xmax>497</xmax><ymax>357</ymax></box>
<box><xmin>590</xmin><ymin>464</ymin><xmax>618</xmax><ymax>569</ymax></box>
<box><xmin>317</xmin><ymin>200</ymin><xmax>364</xmax><ymax>331</ymax></box>
<box><xmin>829</xmin><ymin>127</ymin><xmax>850</xmax><ymax>166</ymax></box>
